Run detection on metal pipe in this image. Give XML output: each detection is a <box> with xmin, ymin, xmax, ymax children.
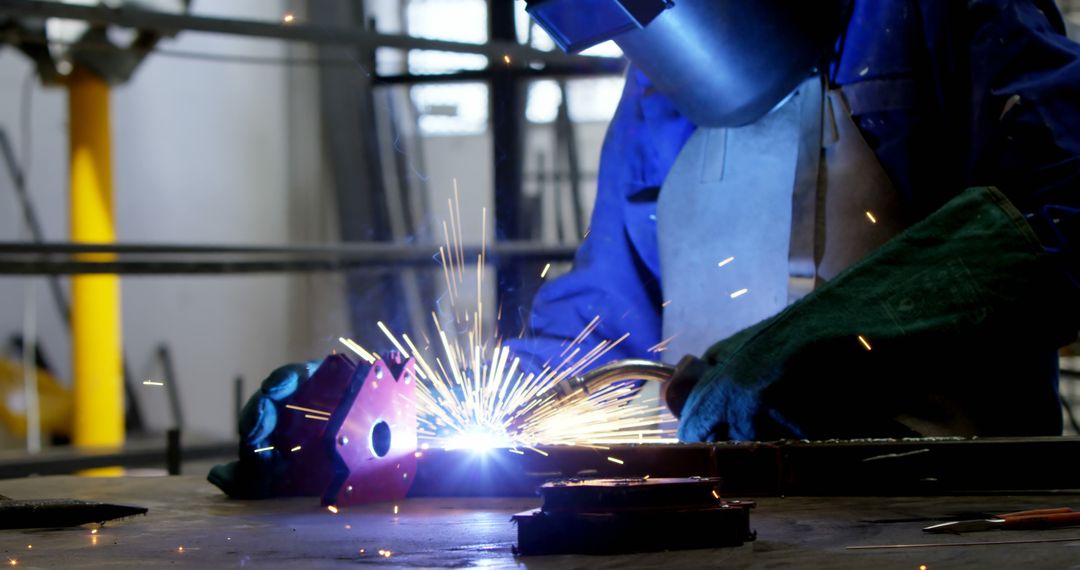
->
<box><xmin>0</xmin><ymin>241</ymin><xmax>578</xmax><ymax>255</ymax></box>
<box><xmin>22</xmin><ymin>281</ymin><xmax>40</xmax><ymax>454</ymax></box>
<box><xmin>573</xmin><ymin>359</ymin><xmax>675</xmax><ymax>395</ymax></box>
<box><xmin>69</xmin><ymin>67</ymin><xmax>123</xmax><ymax>450</ymax></box>
<box><xmin>0</xmin><ymin>241</ymin><xmax>577</xmax><ymax>275</ymax></box>
<box><xmin>0</xmin><ymin>0</ymin><xmax>619</xmax><ymax>68</ymax></box>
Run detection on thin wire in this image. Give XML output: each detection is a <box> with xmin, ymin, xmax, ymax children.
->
<box><xmin>20</xmin><ymin>67</ymin><xmax>34</xmax><ymax>181</ymax></box>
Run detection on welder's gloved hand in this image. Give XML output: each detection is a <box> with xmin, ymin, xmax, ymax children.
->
<box><xmin>208</xmin><ymin>360</ymin><xmax>321</xmax><ymax>499</ymax></box>
<box><xmin>678</xmin><ymin>187</ymin><xmax>1079</xmax><ymax>442</ymax></box>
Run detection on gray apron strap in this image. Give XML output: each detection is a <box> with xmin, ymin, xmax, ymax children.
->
<box><xmin>787</xmin><ymin>78</ymin><xmax>909</xmax><ymax>294</ymax></box>
<box><xmin>816</xmin><ymin>88</ymin><xmax>908</xmax><ymax>280</ymax></box>
<box><xmin>787</xmin><ymin>75</ymin><xmax>826</xmax><ymax>302</ymax></box>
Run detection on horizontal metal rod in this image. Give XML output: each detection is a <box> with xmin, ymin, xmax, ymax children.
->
<box><xmin>0</xmin><ymin>241</ymin><xmax>576</xmax><ymax>275</ymax></box>
<box><xmin>0</xmin><ymin>0</ymin><xmax>621</xmax><ymax>69</ymax></box>
<box><xmin>0</xmin><ymin>439</ymin><xmax>235</xmax><ymax>479</ymax></box>
<box><xmin>0</xmin><ymin>240</ymin><xmax>577</xmax><ymax>256</ymax></box>
<box><xmin>373</xmin><ymin>64</ymin><xmax>626</xmax><ymax>86</ymax></box>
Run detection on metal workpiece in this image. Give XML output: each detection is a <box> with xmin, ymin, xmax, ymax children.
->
<box><xmin>0</xmin><ymin>495</ymin><xmax>147</xmax><ymax>529</ymax></box>
<box><xmin>408</xmin><ymin>436</ymin><xmax>1080</xmax><ymax>498</ymax></box>
<box><xmin>513</xmin><ymin>477</ymin><xmax>756</xmax><ymax>555</ymax></box>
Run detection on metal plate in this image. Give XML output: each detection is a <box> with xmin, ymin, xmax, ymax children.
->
<box><xmin>324</xmin><ymin>355</ymin><xmax>417</xmax><ymax>506</ymax></box>
<box><xmin>269</xmin><ymin>354</ymin><xmax>358</xmax><ymax>497</ymax></box>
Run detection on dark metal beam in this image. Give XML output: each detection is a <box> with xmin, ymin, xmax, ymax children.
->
<box><xmin>0</xmin><ymin>439</ymin><xmax>234</xmax><ymax>479</ymax></box>
<box><xmin>309</xmin><ymin>0</ymin><xmax>405</xmax><ymax>337</ymax></box>
<box><xmin>373</xmin><ymin>63</ymin><xmax>626</xmax><ymax>85</ymax></box>
<box><xmin>0</xmin><ymin>241</ymin><xmax>577</xmax><ymax>256</ymax></box>
<box><xmin>411</xmin><ymin>437</ymin><xmax>1080</xmax><ymax>497</ymax></box>
<box><xmin>0</xmin><ymin>241</ymin><xmax>576</xmax><ymax>275</ymax></box>
<box><xmin>0</xmin><ymin>0</ymin><xmax>620</xmax><ymax>68</ymax></box>
<box><xmin>489</xmin><ymin>1</ymin><xmax>534</xmax><ymax>338</ymax></box>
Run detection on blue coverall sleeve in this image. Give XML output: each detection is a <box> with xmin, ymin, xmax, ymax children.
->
<box><xmin>506</xmin><ymin>68</ymin><xmax>695</xmax><ymax>371</ymax></box>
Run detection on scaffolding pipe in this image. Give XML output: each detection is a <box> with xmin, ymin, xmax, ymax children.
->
<box><xmin>69</xmin><ymin>68</ymin><xmax>123</xmax><ymax>450</ymax></box>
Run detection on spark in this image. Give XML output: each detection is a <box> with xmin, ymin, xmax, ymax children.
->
<box><xmin>730</xmin><ymin>288</ymin><xmax>749</xmax><ymax>299</ymax></box>
<box><xmin>643</xmin><ymin>475</ymin><xmax>650</xmax><ymax>479</ymax></box>
<box><xmin>253</xmin><ymin>446</ymin><xmax>274</xmax><ymax>453</ymax></box>
<box><xmin>142</xmin><ymin>379</ymin><xmax>164</xmax><ymax>386</ymax></box>
<box><xmin>8</xmin><ymin>560</ymin><xmax>15</xmax><ymax>566</ymax></box>
<box><xmin>866</xmin><ymin>211</ymin><xmax>878</xmax><ymax>224</ymax></box>
<box><xmin>304</xmin><ymin>414</ymin><xmax>330</xmax><ymax>421</ymax></box>
<box><xmin>648</xmin><ymin>334</ymin><xmax>678</xmax><ymax>353</ymax></box>
<box><xmin>377</xmin><ymin>321</ymin><xmax>411</xmax><ymax>358</ymax></box>
<box><xmin>857</xmin><ymin>335</ymin><xmax>873</xmax><ymax>351</ymax></box>
<box><xmin>91</xmin><ymin>529</ymin><xmax>98</xmax><ymax>535</ymax></box>
<box><xmin>327</xmin><ymin>505</ymin><xmax>339</xmax><ymax>514</ymax></box>
<box><xmin>177</xmin><ymin>546</ymin><xmax>184</xmax><ymax>553</ymax></box>
<box><xmin>414</xmin><ymin>451</ymin><xmax>423</xmax><ymax>458</ymax></box>
<box><xmin>920</xmin><ymin>566</ymin><xmax>927</xmax><ymax>570</ymax></box>
<box><xmin>711</xmin><ymin>489</ymin><xmax>720</xmax><ymax>499</ymax></box>
<box><xmin>661</xmin><ymin>299</ymin><xmax>673</xmax><ymax>308</ymax></box>
<box><xmin>282</xmin><ymin>12</ymin><xmax>295</xmax><ymax>23</ymax></box>
<box><xmin>363</xmin><ymin>189</ymin><xmax>676</xmax><ymax>452</ymax></box>
<box><xmin>607</xmin><ymin>456</ymin><xmax>624</xmax><ymax>465</ymax></box>
<box><xmin>291</xmin><ymin>445</ymin><xmax>302</xmax><ymax>452</ymax></box>
<box><xmin>503</xmin><ymin>54</ymin><xmax>511</xmax><ymax>64</ymax></box>
<box><xmin>718</xmin><ymin>256</ymin><xmax>735</xmax><ymax>268</ymax></box>
<box><xmin>393</xmin><ymin>505</ymin><xmax>399</xmax><ymax>515</ymax></box>
<box><xmin>339</xmin><ymin>337</ymin><xmax>376</xmax><ymax>364</ymax></box>
<box><xmin>285</xmin><ymin>404</ymin><xmax>330</xmax><ymax>416</ymax></box>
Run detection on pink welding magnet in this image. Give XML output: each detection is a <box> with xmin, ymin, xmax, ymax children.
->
<box><xmin>323</xmin><ymin>353</ymin><xmax>418</xmax><ymax>506</ymax></box>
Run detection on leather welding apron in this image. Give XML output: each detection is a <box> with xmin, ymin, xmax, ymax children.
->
<box><xmin>656</xmin><ymin>75</ymin><xmax>907</xmax><ymax>362</ymax></box>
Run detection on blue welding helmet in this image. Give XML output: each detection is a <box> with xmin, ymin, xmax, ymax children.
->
<box><xmin>526</xmin><ymin>0</ymin><xmax>850</xmax><ymax>127</ymax></box>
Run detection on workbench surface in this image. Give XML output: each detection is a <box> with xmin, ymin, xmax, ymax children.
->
<box><xmin>2</xmin><ymin>475</ymin><xmax>1080</xmax><ymax>568</ymax></box>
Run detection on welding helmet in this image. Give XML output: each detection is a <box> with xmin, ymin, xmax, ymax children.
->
<box><xmin>526</xmin><ymin>0</ymin><xmax>850</xmax><ymax>127</ymax></box>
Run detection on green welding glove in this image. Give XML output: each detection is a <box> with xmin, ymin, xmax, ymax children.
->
<box><xmin>208</xmin><ymin>360</ymin><xmax>321</xmax><ymax>499</ymax></box>
<box><xmin>677</xmin><ymin>187</ymin><xmax>1079</xmax><ymax>442</ymax></box>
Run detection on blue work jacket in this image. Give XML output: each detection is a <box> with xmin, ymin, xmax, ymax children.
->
<box><xmin>508</xmin><ymin>1</ymin><xmax>1080</xmax><ymax>404</ymax></box>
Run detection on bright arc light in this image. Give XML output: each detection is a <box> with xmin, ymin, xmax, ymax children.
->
<box><xmin>442</xmin><ymin>429</ymin><xmax>513</xmax><ymax>453</ymax></box>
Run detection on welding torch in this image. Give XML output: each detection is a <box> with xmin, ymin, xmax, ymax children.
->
<box><xmin>555</xmin><ymin>355</ymin><xmax>705</xmax><ymax>417</ymax></box>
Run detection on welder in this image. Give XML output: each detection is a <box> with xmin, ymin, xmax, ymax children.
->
<box><xmin>509</xmin><ymin>0</ymin><xmax>1080</xmax><ymax>441</ymax></box>
<box><xmin>213</xmin><ymin>2</ymin><xmax>1080</xmax><ymax>498</ymax></box>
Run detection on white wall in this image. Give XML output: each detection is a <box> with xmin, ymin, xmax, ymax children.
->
<box><xmin>0</xmin><ymin>0</ymin><xmax>619</xmax><ymax>445</ymax></box>
<box><xmin>0</xmin><ymin>0</ymin><xmax>343</xmax><ymax>440</ymax></box>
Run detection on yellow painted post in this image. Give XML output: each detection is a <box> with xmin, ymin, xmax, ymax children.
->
<box><xmin>69</xmin><ymin>67</ymin><xmax>124</xmax><ymax>450</ymax></box>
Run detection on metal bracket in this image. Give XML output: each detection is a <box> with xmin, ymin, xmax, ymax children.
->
<box><xmin>268</xmin><ymin>352</ymin><xmax>417</xmax><ymax>506</ymax></box>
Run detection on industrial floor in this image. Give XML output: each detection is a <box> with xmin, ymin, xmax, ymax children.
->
<box><xmin>3</xmin><ymin>475</ymin><xmax>1080</xmax><ymax>568</ymax></box>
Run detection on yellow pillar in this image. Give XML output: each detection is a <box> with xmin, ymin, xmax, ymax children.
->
<box><xmin>69</xmin><ymin>67</ymin><xmax>124</xmax><ymax>450</ymax></box>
